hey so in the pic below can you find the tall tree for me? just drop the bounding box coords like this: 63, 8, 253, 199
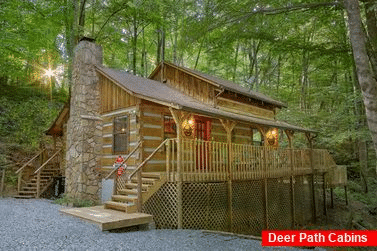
344, 0, 377, 169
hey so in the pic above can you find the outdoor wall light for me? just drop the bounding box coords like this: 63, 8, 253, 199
183, 118, 195, 136
266, 128, 278, 146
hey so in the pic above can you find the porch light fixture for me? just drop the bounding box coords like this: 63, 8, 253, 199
183, 118, 195, 136
266, 128, 278, 146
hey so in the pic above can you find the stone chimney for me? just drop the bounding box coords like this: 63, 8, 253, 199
65, 39, 103, 202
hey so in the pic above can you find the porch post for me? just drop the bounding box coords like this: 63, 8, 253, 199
1, 167, 5, 195
169, 108, 183, 229
220, 119, 236, 232
256, 125, 269, 229
305, 132, 316, 223
285, 129, 295, 228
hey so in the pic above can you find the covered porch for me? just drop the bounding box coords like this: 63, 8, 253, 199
164, 138, 336, 183
151, 107, 337, 183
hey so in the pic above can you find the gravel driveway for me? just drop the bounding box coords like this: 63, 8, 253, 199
0, 198, 324, 251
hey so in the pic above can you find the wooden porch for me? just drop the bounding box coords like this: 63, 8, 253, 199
162, 138, 336, 183
102, 137, 340, 231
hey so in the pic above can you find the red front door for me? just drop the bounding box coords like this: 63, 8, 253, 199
195, 116, 211, 169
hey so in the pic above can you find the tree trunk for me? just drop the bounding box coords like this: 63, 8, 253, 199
345, 0, 377, 171
300, 50, 309, 111
141, 28, 147, 77
253, 40, 259, 90
78, 0, 86, 39
156, 30, 161, 64
132, 15, 137, 75
232, 41, 239, 82
359, 139, 369, 193
365, 0, 377, 79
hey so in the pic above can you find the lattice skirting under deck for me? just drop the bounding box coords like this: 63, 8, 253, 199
143, 175, 322, 236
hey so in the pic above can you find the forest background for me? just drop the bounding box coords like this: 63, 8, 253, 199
1, 0, 377, 229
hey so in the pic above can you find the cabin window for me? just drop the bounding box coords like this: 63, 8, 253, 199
114, 116, 128, 154
164, 115, 176, 138
253, 128, 263, 146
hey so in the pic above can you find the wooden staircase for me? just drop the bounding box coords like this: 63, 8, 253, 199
61, 171, 165, 231
14, 148, 62, 199
104, 172, 166, 213
14, 167, 61, 199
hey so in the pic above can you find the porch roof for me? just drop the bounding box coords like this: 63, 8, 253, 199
46, 102, 69, 136
96, 65, 315, 133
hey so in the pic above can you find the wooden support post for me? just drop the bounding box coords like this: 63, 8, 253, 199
306, 132, 317, 224
18, 170, 22, 194
1, 168, 5, 195
53, 135, 57, 151
137, 170, 142, 212
169, 108, 184, 229
285, 129, 295, 228
290, 176, 295, 228
113, 175, 118, 196
263, 178, 269, 230
36, 171, 41, 198
323, 173, 327, 217
256, 125, 267, 146
330, 187, 334, 208
166, 140, 171, 181
220, 119, 236, 232
310, 159, 317, 223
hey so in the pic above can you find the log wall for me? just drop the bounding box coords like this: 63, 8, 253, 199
100, 108, 140, 173
139, 101, 172, 172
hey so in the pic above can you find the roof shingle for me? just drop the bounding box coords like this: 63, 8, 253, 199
96, 65, 313, 133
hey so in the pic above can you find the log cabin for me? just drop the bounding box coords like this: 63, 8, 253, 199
35, 39, 345, 234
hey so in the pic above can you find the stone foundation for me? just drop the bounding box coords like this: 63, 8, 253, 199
65, 40, 103, 202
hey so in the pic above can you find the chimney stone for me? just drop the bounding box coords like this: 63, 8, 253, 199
65, 40, 103, 202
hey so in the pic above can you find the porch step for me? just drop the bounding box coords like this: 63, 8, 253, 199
60, 206, 153, 231
130, 177, 156, 184
105, 172, 166, 214
118, 188, 138, 196
22, 186, 37, 191
142, 172, 161, 179
112, 195, 137, 203
13, 195, 35, 199
18, 190, 37, 195
125, 183, 149, 191
104, 201, 137, 213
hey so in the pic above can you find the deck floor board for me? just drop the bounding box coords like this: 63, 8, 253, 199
60, 206, 153, 231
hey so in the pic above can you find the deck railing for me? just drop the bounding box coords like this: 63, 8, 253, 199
165, 138, 335, 182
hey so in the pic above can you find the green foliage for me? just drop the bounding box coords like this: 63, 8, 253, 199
335, 178, 377, 207
0, 82, 66, 149
54, 195, 96, 208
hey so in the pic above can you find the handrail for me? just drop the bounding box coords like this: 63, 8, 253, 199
105, 141, 142, 180
129, 139, 169, 179
33, 149, 61, 175
15, 149, 45, 174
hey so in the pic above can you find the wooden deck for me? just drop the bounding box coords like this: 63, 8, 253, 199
60, 205, 153, 231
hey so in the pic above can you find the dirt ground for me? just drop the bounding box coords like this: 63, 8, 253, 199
313, 196, 377, 231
